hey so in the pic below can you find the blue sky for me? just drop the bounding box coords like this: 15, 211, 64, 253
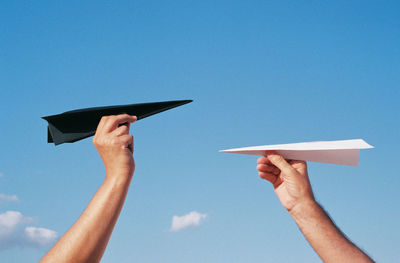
0, 0, 399, 262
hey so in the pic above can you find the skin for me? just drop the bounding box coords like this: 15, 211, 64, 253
40, 114, 137, 263
40, 114, 373, 262
257, 151, 374, 263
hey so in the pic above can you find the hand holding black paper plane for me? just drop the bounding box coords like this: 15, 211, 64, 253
42, 100, 192, 145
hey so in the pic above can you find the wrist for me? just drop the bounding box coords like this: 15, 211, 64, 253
289, 198, 320, 222
104, 170, 133, 187
105, 163, 134, 181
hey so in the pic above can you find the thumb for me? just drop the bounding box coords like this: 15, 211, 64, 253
266, 152, 297, 178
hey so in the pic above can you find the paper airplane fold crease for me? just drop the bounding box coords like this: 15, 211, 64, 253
220, 139, 373, 166
42, 100, 192, 145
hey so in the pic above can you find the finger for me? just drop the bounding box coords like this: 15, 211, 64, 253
127, 141, 133, 153
272, 167, 280, 175
257, 163, 280, 175
95, 116, 109, 134
265, 151, 297, 176
257, 156, 271, 165
258, 171, 277, 184
289, 159, 307, 167
257, 164, 276, 173
119, 134, 134, 152
112, 123, 130, 136
103, 114, 137, 133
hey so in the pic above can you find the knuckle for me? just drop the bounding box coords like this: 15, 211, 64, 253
124, 135, 133, 143
100, 138, 108, 146
121, 125, 129, 133
110, 138, 119, 145
257, 164, 267, 171
93, 136, 102, 145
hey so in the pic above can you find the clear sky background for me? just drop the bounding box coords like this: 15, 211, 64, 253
1, 1, 399, 262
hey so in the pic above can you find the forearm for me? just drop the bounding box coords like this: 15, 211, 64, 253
290, 200, 374, 263
40, 174, 133, 263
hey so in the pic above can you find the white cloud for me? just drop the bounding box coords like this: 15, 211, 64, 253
25, 227, 58, 247
0, 211, 31, 233
0, 194, 19, 204
0, 172, 3, 177
170, 211, 207, 232
0, 211, 32, 250
0, 211, 57, 250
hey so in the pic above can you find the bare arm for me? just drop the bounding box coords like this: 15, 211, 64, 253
256, 152, 374, 263
41, 114, 137, 263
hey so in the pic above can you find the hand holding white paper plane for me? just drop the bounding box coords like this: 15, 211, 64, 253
220, 139, 373, 166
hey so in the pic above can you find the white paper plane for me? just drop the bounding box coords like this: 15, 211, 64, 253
220, 139, 373, 166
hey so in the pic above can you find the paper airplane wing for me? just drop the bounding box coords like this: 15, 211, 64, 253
220, 139, 373, 166
42, 100, 192, 145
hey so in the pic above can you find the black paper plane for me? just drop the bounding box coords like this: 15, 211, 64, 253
42, 100, 192, 145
